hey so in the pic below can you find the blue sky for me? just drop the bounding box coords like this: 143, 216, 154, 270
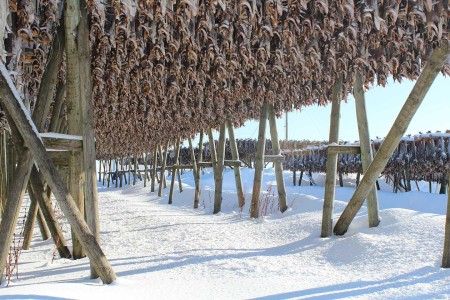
229, 74, 449, 143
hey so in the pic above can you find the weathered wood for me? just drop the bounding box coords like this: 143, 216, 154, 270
0, 62, 117, 283
22, 187, 39, 250
169, 139, 181, 204
194, 132, 204, 207
334, 42, 449, 236
79, 0, 101, 277
207, 128, 218, 173
47, 151, 71, 166
143, 153, 148, 187
29, 169, 72, 259
227, 122, 245, 209
133, 155, 138, 185
213, 124, 226, 214
354, 71, 379, 228
0, 132, 7, 215
36, 206, 51, 241
264, 155, 285, 162
188, 137, 200, 209
267, 104, 288, 213
250, 104, 268, 218
442, 171, 450, 268
198, 162, 213, 167
151, 149, 157, 192
41, 134, 83, 151
158, 142, 169, 197
327, 145, 361, 155
321, 76, 343, 238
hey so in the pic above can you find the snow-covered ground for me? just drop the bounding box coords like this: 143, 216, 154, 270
2, 167, 450, 299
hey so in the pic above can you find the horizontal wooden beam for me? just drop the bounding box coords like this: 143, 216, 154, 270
198, 162, 213, 167
47, 151, 71, 166
224, 160, 243, 166
171, 165, 194, 169
41, 133, 83, 151
327, 145, 361, 155
264, 155, 284, 162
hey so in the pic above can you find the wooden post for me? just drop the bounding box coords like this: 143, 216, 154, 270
133, 154, 138, 185
0, 61, 117, 283
22, 189, 39, 250
0, 132, 7, 215
442, 171, 450, 267
213, 124, 226, 214
321, 76, 342, 238
144, 153, 148, 187
79, 0, 101, 277
354, 71, 380, 227
334, 42, 449, 236
267, 104, 288, 213
28, 169, 72, 259
36, 206, 51, 241
158, 142, 169, 197
169, 139, 181, 204
207, 128, 218, 173
194, 132, 204, 207
250, 104, 268, 218
64, 0, 85, 260
226, 122, 245, 209
188, 137, 200, 208
151, 149, 157, 192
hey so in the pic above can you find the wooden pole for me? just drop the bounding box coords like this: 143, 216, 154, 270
267, 104, 288, 213
158, 142, 169, 197
354, 71, 380, 227
22, 187, 39, 250
169, 139, 181, 204
36, 206, 51, 241
151, 149, 157, 192
194, 132, 204, 207
207, 128, 218, 173
250, 104, 268, 218
226, 122, 245, 209
29, 169, 72, 259
321, 76, 343, 237
442, 170, 450, 267
334, 42, 449, 236
144, 153, 148, 187
188, 137, 200, 208
213, 124, 226, 214
0, 61, 117, 283
79, 0, 101, 277
64, 0, 85, 260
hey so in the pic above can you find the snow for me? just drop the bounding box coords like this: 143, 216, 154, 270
2, 167, 450, 299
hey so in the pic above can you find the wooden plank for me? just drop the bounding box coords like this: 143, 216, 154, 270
354, 71, 379, 228
198, 162, 213, 167
41, 134, 83, 151
264, 155, 285, 162
223, 160, 243, 166
321, 75, 343, 238
213, 124, 226, 214
250, 104, 268, 218
0, 61, 116, 283
267, 104, 288, 213
327, 145, 361, 155
334, 42, 449, 236
47, 151, 71, 166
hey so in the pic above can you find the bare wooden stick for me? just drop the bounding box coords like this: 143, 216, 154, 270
36, 206, 51, 241
334, 42, 449, 236
213, 124, 226, 214
158, 141, 169, 197
169, 139, 181, 204
188, 137, 200, 208
354, 71, 379, 227
22, 190, 39, 250
267, 104, 288, 213
151, 149, 157, 192
321, 76, 342, 237
442, 170, 450, 267
250, 104, 268, 218
227, 122, 245, 209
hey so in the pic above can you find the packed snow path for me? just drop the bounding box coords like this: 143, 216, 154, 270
2, 168, 450, 299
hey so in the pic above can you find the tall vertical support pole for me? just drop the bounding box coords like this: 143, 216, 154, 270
226, 122, 245, 209
354, 71, 380, 227
285, 112, 288, 140
151, 149, 157, 192
158, 141, 169, 197
194, 132, 204, 199
0, 131, 6, 215
64, 0, 85, 259
207, 128, 218, 172
213, 124, 226, 214
169, 139, 181, 204
321, 76, 343, 237
22, 191, 39, 250
334, 42, 449, 236
188, 137, 200, 208
442, 170, 450, 267
250, 104, 268, 218
143, 153, 148, 187
267, 104, 288, 213
79, 0, 101, 277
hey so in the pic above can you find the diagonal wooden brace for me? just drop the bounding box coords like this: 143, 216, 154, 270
334, 42, 449, 236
